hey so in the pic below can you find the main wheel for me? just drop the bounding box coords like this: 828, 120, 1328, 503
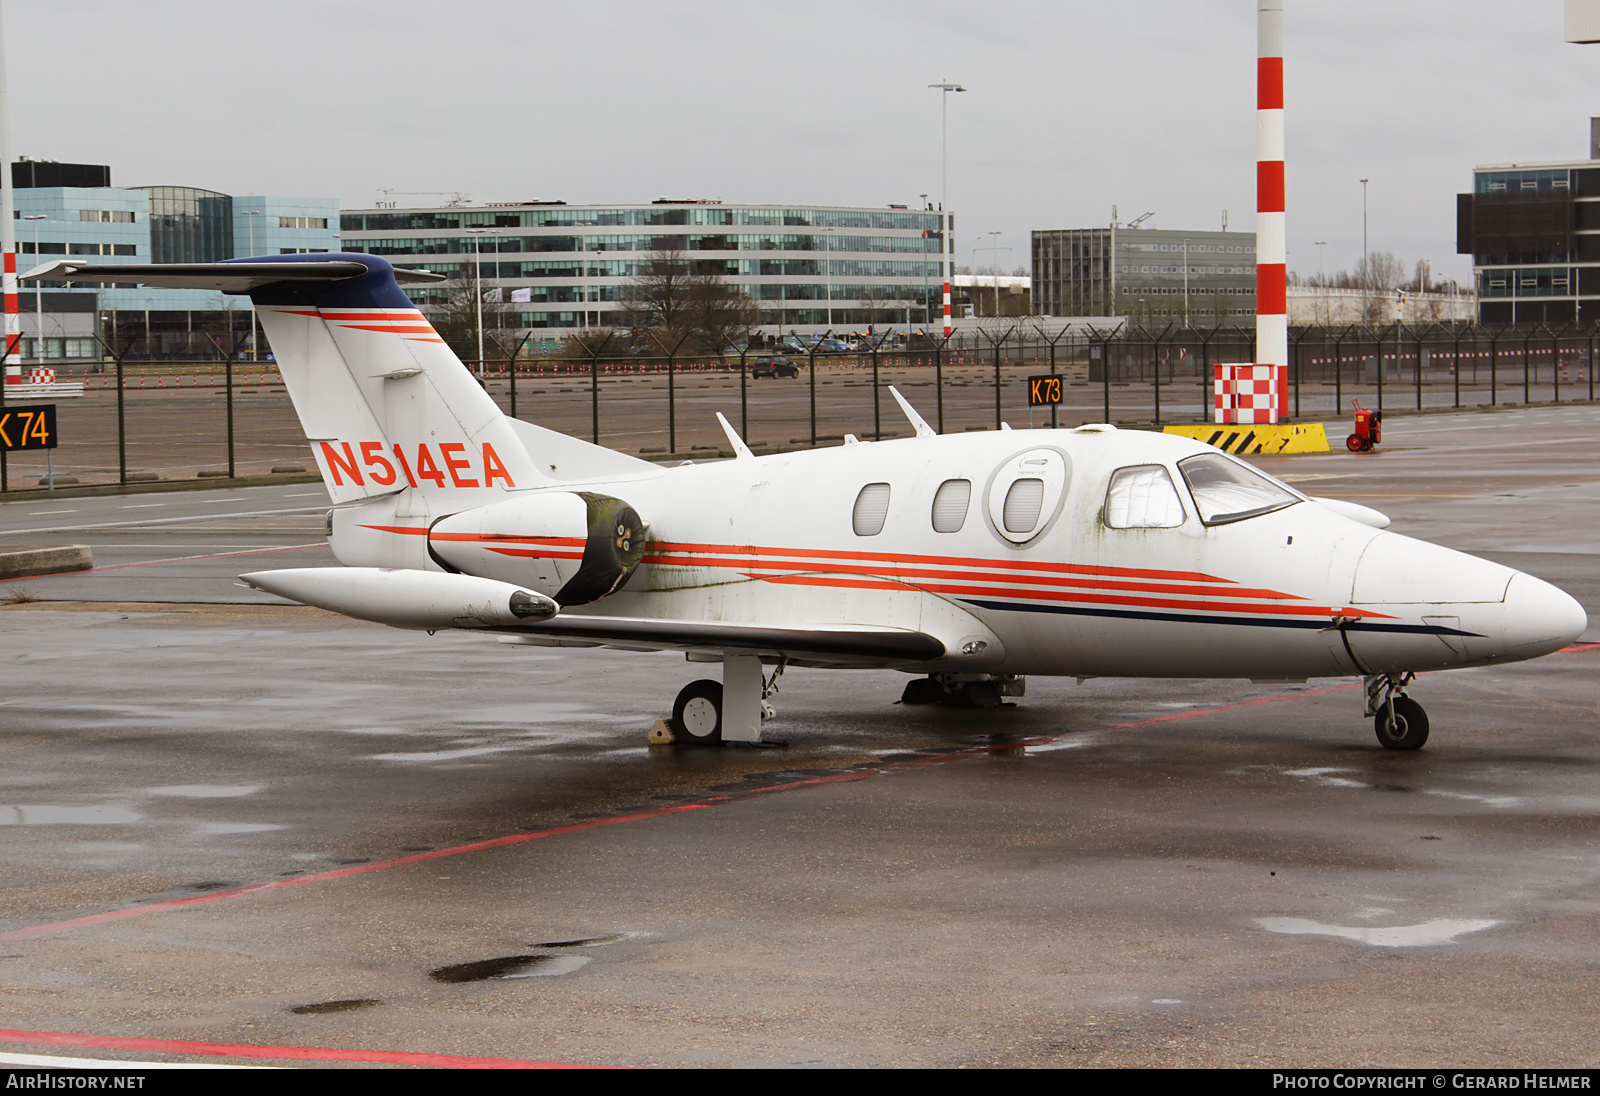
1374, 695, 1429, 750
1346, 433, 1366, 452
672, 679, 723, 745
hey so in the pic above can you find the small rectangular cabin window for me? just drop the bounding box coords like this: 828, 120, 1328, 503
1104, 465, 1187, 528
931, 479, 971, 533
853, 482, 892, 536
1002, 478, 1045, 533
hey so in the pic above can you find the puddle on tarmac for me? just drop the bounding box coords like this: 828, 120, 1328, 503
428, 953, 591, 983
429, 933, 630, 982
0, 805, 142, 826
535, 934, 626, 948
290, 998, 380, 1015
147, 785, 263, 799
366, 745, 516, 763
1256, 916, 1499, 947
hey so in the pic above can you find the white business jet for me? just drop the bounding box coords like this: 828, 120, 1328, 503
25, 254, 1587, 751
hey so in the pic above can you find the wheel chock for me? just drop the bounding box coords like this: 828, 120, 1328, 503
647, 719, 676, 745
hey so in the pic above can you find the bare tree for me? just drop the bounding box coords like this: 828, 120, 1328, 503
428, 266, 520, 364
617, 243, 697, 348
617, 243, 756, 353
688, 266, 758, 354
1356, 251, 1405, 325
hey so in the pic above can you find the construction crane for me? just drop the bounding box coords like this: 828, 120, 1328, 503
374, 189, 472, 209
1127, 211, 1156, 229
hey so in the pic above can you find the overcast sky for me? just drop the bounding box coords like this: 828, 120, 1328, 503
6, 1, 1594, 283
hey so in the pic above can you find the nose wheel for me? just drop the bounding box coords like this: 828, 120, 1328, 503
1366, 672, 1428, 750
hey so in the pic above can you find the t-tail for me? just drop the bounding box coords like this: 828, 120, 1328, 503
20, 252, 653, 569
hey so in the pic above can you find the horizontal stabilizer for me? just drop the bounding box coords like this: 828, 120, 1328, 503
19, 259, 444, 292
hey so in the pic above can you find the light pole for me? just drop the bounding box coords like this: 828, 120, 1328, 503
919, 193, 929, 328
929, 80, 965, 334
22, 214, 42, 360
821, 227, 834, 329
242, 210, 262, 360
1182, 237, 1190, 328
1360, 179, 1369, 309
1314, 240, 1327, 323
467, 227, 501, 377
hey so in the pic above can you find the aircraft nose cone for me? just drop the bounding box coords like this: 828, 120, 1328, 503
1501, 572, 1588, 659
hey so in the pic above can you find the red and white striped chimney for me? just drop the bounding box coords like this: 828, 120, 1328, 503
1257, 1, 1288, 420
0, 8, 17, 397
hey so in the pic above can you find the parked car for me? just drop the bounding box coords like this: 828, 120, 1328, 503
749, 357, 800, 378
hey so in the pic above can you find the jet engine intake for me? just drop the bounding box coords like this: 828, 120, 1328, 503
428, 490, 648, 606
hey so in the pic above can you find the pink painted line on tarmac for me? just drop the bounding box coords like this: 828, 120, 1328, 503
0, 1028, 604, 1069
0, 805, 707, 943
1558, 642, 1600, 653
4, 657, 1589, 944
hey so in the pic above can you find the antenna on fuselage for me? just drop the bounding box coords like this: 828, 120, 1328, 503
715, 412, 755, 460
887, 386, 936, 438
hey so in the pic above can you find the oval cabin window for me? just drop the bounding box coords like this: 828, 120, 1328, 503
986, 448, 1069, 544
852, 482, 891, 536
931, 479, 971, 533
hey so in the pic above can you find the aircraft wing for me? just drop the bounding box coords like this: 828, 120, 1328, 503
19, 259, 445, 291
495, 615, 946, 668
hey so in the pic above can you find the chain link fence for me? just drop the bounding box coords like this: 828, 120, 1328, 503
2, 320, 1595, 492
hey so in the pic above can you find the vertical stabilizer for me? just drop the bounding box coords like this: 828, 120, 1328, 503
245, 253, 542, 505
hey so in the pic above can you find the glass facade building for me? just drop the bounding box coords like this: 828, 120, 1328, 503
339, 200, 951, 332
10, 165, 337, 359
1032, 227, 1258, 323
1456, 156, 1600, 324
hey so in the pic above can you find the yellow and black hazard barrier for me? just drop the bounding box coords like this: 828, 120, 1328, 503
1163, 422, 1330, 455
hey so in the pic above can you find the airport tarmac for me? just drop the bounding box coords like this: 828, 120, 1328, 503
0, 404, 1597, 1068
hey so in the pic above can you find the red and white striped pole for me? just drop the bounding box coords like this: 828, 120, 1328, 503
942, 278, 951, 337
1257, 0, 1288, 422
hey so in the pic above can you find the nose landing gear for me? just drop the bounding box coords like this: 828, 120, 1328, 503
1365, 672, 1428, 750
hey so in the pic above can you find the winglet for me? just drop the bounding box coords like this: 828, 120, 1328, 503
715, 412, 755, 460
887, 386, 936, 438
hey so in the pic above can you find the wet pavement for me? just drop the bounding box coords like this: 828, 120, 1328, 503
0, 403, 1597, 1068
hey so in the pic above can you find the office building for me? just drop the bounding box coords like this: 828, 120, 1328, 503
11, 159, 338, 359
338, 199, 949, 334
1455, 122, 1600, 324
1032, 226, 1258, 322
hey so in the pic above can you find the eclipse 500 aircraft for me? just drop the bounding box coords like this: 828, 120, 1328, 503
26, 253, 1588, 751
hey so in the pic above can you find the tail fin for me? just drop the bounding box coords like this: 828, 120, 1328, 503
249, 255, 541, 504
23, 253, 652, 507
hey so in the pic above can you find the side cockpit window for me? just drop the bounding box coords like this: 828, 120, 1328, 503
1104, 465, 1187, 529
931, 479, 971, 533
853, 482, 891, 536
1177, 452, 1301, 525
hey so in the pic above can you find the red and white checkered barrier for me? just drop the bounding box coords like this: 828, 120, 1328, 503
1214, 362, 1288, 424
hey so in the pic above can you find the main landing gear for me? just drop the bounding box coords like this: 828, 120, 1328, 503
1365, 671, 1428, 750
669, 655, 785, 746
900, 673, 1026, 708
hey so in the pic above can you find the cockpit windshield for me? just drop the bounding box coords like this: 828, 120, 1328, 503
1177, 452, 1301, 525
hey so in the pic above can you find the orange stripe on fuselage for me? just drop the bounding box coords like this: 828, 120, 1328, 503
651, 539, 1233, 584
754, 573, 1388, 620
649, 553, 1304, 601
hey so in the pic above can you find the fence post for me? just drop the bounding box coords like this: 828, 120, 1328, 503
1522, 326, 1533, 404
739, 345, 749, 441
586, 332, 611, 446
935, 332, 948, 434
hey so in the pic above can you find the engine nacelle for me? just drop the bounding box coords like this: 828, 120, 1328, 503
428, 491, 648, 606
